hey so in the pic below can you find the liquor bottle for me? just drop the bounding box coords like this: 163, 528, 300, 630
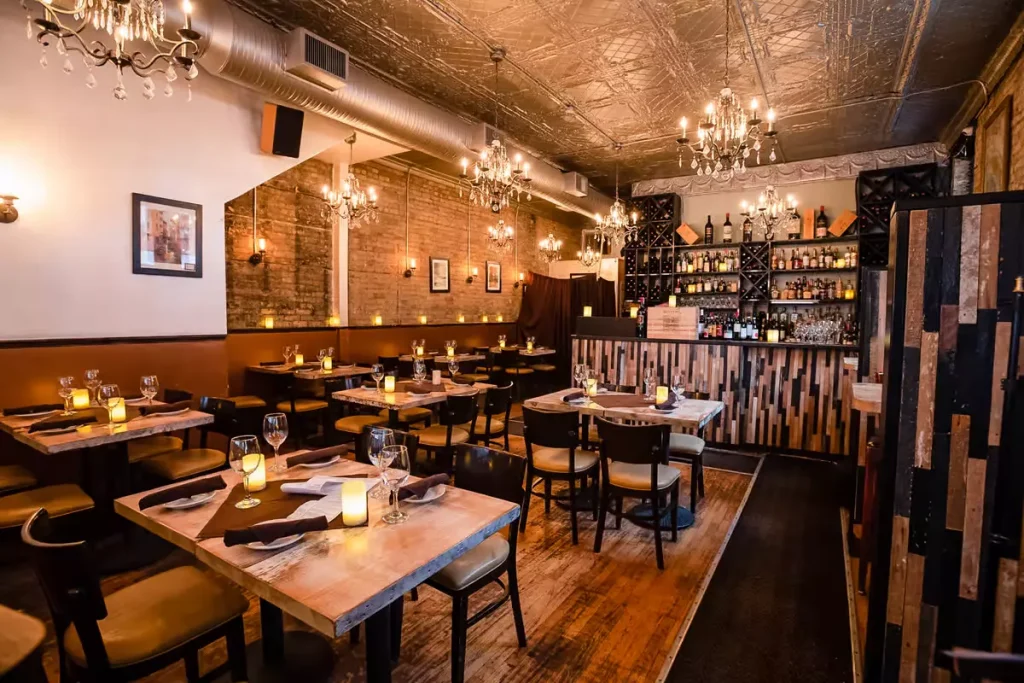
778, 312, 787, 342
705, 215, 714, 244
823, 248, 833, 269
742, 215, 753, 243
801, 249, 810, 269
809, 248, 819, 269
673, 277, 682, 295
703, 252, 712, 273
724, 312, 734, 339
815, 205, 828, 238
636, 297, 646, 338
849, 245, 858, 269
723, 213, 733, 243
698, 311, 705, 338
771, 250, 778, 270
790, 249, 799, 270
770, 282, 780, 299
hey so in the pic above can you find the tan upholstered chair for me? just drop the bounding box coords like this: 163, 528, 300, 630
126, 388, 194, 464
0, 464, 38, 496
412, 393, 477, 476
668, 432, 706, 511
138, 397, 234, 483
0, 484, 94, 532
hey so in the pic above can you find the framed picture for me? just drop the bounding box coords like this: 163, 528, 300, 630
429, 257, 450, 293
132, 193, 202, 278
981, 96, 1013, 193
486, 261, 502, 293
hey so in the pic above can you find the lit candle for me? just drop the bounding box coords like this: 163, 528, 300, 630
409, 257, 417, 270
656, 386, 670, 404
109, 397, 127, 423
322, 357, 333, 372
482, 315, 489, 323
680, 116, 687, 138
72, 389, 90, 410
373, 315, 383, 326
630, 305, 639, 319
497, 314, 504, 322
243, 453, 266, 492
583, 306, 593, 317
766, 329, 780, 343
668, 295, 677, 308
341, 480, 368, 527
415, 345, 425, 357
457, 314, 465, 323
264, 316, 274, 329
432, 370, 442, 385
384, 375, 396, 393
719, 262, 728, 273
586, 378, 598, 396
419, 315, 428, 324
845, 287, 856, 300
447, 345, 455, 358
526, 340, 534, 352
498, 338, 506, 349
294, 352, 304, 365
327, 315, 341, 327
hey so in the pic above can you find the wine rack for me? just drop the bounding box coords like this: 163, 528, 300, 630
855, 163, 946, 267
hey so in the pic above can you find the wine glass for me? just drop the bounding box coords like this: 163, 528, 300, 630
317, 348, 327, 364
263, 413, 289, 473
97, 384, 120, 431
367, 427, 395, 500
643, 367, 657, 401
380, 444, 410, 524
497, 334, 507, 348
672, 371, 686, 401
84, 369, 101, 406
140, 375, 159, 405
58, 376, 76, 415
371, 364, 385, 393
282, 345, 294, 365
228, 435, 263, 509
413, 359, 427, 382
448, 359, 460, 381
573, 363, 586, 389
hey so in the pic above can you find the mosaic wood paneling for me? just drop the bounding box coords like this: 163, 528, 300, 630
871, 194, 1024, 682
570, 337, 855, 456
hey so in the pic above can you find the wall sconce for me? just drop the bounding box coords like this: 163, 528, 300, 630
372, 315, 383, 326
467, 266, 478, 284
481, 314, 489, 323
263, 316, 275, 329
0, 195, 18, 224
513, 271, 526, 289
249, 237, 267, 266
418, 314, 428, 324
327, 315, 341, 327
403, 257, 417, 278
457, 314, 465, 323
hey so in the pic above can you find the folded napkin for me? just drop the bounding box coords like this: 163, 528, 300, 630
260, 361, 285, 367
280, 474, 372, 496
139, 400, 192, 416
286, 445, 347, 468
139, 475, 227, 510
28, 413, 97, 433
223, 516, 329, 547
399, 474, 450, 501
407, 381, 444, 394
3, 403, 63, 417
561, 390, 585, 403
452, 376, 476, 385
654, 394, 678, 411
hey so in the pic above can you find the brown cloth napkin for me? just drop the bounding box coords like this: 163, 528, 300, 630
139, 475, 227, 510
286, 445, 347, 468
3, 403, 64, 416
28, 413, 98, 433
407, 381, 444, 394
561, 390, 585, 402
260, 361, 285, 366
399, 474, 450, 501
139, 400, 192, 416
590, 394, 651, 409
654, 394, 678, 411
452, 376, 476, 385
223, 516, 329, 547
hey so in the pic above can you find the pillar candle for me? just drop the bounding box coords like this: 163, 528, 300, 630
415, 345, 425, 357
766, 329, 780, 343
419, 315, 428, 324
498, 339, 506, 348
109, 397, 127, 423
384, 375, 396, 393
323, 357, 333, 372
373, 315, 383, 326
582, 306, 593, 317
243, 453, 266, 492
656, 386, 669, 404
526, 340, 534, 352
294, 353, 304, 365
586, 378, 598, 397
629, 305, 639, 319
341, 481, 368, 526
668, 295, 677, 307
497, 314, 504, 322
457, 314, 465, 323
482, 315, 489, 323
72, 389, 90, 410
432, 370, 442, 385
446, 346, 455, 358
264, 316, 274, 329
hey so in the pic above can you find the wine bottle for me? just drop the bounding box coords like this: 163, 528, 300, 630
636, 297, 647, 338
815, 205, 828, 238
742, 215, 753, 243
723, 213, 733, 243
704, 215, 714, 245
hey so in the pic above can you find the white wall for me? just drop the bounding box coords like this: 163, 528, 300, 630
0, 5, 348, 340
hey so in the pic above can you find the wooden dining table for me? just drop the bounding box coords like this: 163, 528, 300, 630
397, 353, 485, 364
248, 363, 374, 379
333, 379, 496, 428
115, 460, 520, 683
490, 345, 557, 357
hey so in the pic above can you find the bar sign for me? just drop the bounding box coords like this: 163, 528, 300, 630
676, 222, 701, 245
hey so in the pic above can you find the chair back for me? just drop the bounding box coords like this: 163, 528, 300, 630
357, 426, 420, 466
378, 356, 400, 374
324, 377, 358, 421
498, 348, 521, 370
473, 346, 494, 369
522, 407, 579, 449
21, 510, 111, 670
482, 383, 513, 417
423, 357, 437, 373
398, 358, 414, 379
596, 418, 668, 465
599, 383, 638, 394
164, 388, 193, 404
453, 445, 526, 545
440, 393, 479, 426
198, 397, 238, 441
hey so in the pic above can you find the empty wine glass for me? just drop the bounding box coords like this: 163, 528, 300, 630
672, 371, 686, 400
371, 364, 385, 393
282, 345, 294, 365
97, 384, 120, 431
643, 367, 657, 401
367, 427, 395, 500
413, 359, 427, 382
380, 444, 410, 524
140, 375, 159, 405
84, 369, 101, 406
448, 358, 460, 380
263, 413, 289, 472
228, 435, 263, 509
573, 364, 587, 389
58, 376, 76, 415
317, 348, 327, 363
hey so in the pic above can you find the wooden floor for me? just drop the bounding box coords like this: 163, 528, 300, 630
1, 435, 756, 682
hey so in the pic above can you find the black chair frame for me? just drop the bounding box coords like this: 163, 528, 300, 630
415, 393, 478, 476
471, 383, 513, 451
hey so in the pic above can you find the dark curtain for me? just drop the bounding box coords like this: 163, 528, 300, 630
519, 273, 615, 370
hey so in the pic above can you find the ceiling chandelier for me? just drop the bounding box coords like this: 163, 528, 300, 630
26, 0, 201, 101
577, 231, 603, 269
740, 185, 798, 241
459, 48, 532, 213
593, 144, 639, 247
538, 233, 562, 262
486, 218, 514, 253
675, 0, 778, 181
322, 133, 379, 227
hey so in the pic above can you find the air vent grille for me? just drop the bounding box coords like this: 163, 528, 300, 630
304, 33, 347, 81
284, 28, 349, 91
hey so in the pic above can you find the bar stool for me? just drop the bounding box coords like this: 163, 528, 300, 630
138, 398, 234, 484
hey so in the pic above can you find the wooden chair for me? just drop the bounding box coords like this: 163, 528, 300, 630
126, 388, 194, 464
275, 376, 329, 447
0, 603, 47, 683
413, 394, 478, 476
593, 418, 679, 570
447, 359, 489, 384
0, 484, 94, 540
378, 355, 400, 376
521, 408, 598, 545
425, 445, 527, 683
0, 465, 38, 497
21, 509, 249, 683
472, 347, 498, 376
468, 383, 513, 450
329, 377, 387, 449
667, 431, 706, 512
355, 426, 425, 473
138, 398, 234, 484
498, 349, 532, 401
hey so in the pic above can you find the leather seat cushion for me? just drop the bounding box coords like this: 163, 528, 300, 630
532, 447, 598, 474
0, 484, 94, 529
415, 425, 470, 447
0, 465, 37, 495
608, 462, 680, 491
128, 436, 183, 464
64, 566, 248, 669
141, 449, 226, 481
458, 374, 490, 383
229, 395, 267, 409
335, 415, 388, 434
430, 535, 509, 591
378, 407, 432, 423
505, 367, 534, 375
530, 364, 557, 372
669, 433, 706, 457
460, 418, 505, 436
276, 398, 329, 413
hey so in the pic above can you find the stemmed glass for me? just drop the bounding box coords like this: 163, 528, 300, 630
371, 364, 385, 393
98, 384, 121, 431
380, 444, 410, 524
317, 348, 327, 364
140, 375, 159, 405
282, 345, 294, 365
413, 359, 427, 382
445, 340, 457, 357
497, 334, 507, 348
643, 367, 657, 401
367, 427, 396, 500
84, 369, 101, 407
572, 364, 587, 389
672, 371, 686, 401
228, 435, 263, 509
263, 413, 289, 472
58, 376, 76, 415
448, 359, 460, 381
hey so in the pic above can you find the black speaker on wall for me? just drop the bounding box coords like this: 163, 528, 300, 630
260, 103, 304, 158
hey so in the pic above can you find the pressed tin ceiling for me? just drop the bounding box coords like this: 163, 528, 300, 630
229, 0, 1021, 192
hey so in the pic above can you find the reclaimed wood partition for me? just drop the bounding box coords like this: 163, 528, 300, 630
865, 192, 1024, 681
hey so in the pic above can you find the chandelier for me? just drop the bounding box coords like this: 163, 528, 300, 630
458, 49, 532, 213
27, 0, 201, 101
322, 133, 379, 227
577, 231, 603, 269
486, 218, 514, 253
593, 145, 639, 247
740, 185, 798, 241
538, 233, 562, 262
675, 0, 777, 181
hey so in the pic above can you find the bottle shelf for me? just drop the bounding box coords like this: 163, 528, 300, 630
770, 267, 859, 276
769, 235, 859, 247
769, 299, 857, 306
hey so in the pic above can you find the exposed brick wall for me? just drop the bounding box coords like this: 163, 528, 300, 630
225, 159, 334, 329
974, 52, 1024, 192
347, 160, 584, 326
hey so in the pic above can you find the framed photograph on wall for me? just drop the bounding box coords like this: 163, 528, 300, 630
132, 193, 203, 278
486, 261, 502, 293
429, 256, 450, 293
981, 96, 1013, 193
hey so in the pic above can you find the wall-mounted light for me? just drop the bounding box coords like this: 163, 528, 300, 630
263, 316, 275, 329
249, 237, 267, 266
496, 314, 504, 322
327, 315, 341, 327
0, 195, 18, 224
467, 266, 479, 284
419, 314, 428, 324
403, 257, 417, 278
372, 315, 383, 326
481, 314, 489, 323
457, 313, 466, 323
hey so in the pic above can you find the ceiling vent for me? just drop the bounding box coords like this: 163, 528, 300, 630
563, 171, 589, 197
284, 28, 348, 91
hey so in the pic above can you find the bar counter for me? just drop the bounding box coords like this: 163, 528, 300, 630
571, 334, 858, 456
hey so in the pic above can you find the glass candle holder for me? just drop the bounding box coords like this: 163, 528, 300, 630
668, 295, 677, 307
656, 386, 670, 404
340, 480, 368, 527
384, 375, 396, 393
108, 397, 127, 423
244, 453, 267, 492
294, 353, 305, 365
71, 389, 90, 410
582, 306, 593, 317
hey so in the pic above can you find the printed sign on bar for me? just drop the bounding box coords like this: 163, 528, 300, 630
647, 306, 698, 340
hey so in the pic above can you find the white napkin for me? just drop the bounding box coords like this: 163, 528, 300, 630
280, 475, 375, 497
288, 495, 345, 523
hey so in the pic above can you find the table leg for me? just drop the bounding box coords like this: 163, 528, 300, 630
236, 600, 335, 683
581, 414, 592, 450
365, 600, 395, 683
629, 422, 706, 532
389, 408, 400, 429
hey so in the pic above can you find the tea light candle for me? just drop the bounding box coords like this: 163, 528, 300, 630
264, 316, 274, 329
668, 295, 677, 307
109, 397, 127, 423
766, 329, 780, 343
457, 314, 465, 323
447, 345, 455, 358
629, 305, 639, 319
243, 453, 266, 492
719, 262, 728, 273
384, 375, 396, 393
482, 315, 489, 323
582, 306, 593, 317
341, 481, 368, 526
327, 315, 341, 327
496, 314, 504, 322
432, 369, 442, 385
498, 339, 506, 348
373, 315, 383, 326
415, 345, 425, 357
844, 287, 856, 300
586, 378, 598, 396
419, 315, 428, 324
72, 389, 90, 410
656, 386, 670, 404
294, 353, 304, 365
322, 357, 333, 372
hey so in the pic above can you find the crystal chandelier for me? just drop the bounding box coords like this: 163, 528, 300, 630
458, 49, 532, 213
593, 145, 639, 247
538, 233, 562, 262
322, 133, 379, 227
26, 0, 201, 101
577, 231, 603, 269
486, 218, 514, 253
675, 0, 777, 181
739, 185, 798, 241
